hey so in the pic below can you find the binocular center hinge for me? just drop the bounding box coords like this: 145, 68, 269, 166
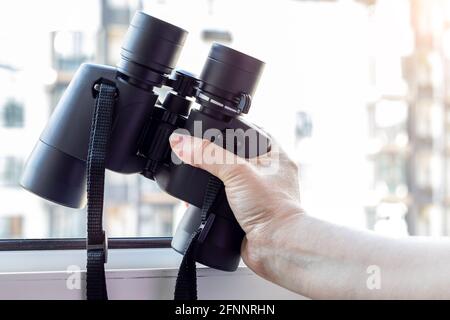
165, 70, 199, 98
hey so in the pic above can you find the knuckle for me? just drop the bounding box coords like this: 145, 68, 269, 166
193, 139, 211, 156
200, 139, 213, 154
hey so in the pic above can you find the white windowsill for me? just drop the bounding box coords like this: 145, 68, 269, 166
0, 248, 304, 300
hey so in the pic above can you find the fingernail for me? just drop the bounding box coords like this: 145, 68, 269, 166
169, 132, 184, 146
169, 132, 186, 157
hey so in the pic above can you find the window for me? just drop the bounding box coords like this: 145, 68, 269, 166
295, 111, 313, 141
0, 157, 23, 186
2, 100, 24, 128
52, 31, 94, 72
0, 216, 23, 238
1, 0, 450, 244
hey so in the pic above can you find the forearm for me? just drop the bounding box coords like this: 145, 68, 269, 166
242, 211, 450, 299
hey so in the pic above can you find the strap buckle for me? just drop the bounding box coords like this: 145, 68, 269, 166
87, 230, 108, 263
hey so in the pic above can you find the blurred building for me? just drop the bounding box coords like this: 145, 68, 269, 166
364, 0, 450, 236
363, 0, 411, 236
0, 65, 26, 238
402, 0, 450, 236
0, 64, 50, 238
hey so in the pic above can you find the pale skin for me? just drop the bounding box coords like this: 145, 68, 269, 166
169, 132, 450, 299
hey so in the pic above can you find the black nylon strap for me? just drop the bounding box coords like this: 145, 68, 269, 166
86, 82, 116, 300
174, 230, 200, 300
86, 250, 108, 299
200, 177, 222, 223
174, 176, 223, 300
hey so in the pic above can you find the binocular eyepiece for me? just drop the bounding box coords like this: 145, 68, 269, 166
198, 44, 264, 117
118, 12, 187, 88
21, 11, 267, 272
118, 12, 265, 119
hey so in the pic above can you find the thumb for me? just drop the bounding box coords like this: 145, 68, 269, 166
169, 132, 246, 181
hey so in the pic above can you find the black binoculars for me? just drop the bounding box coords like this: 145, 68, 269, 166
21, 11, 269, 272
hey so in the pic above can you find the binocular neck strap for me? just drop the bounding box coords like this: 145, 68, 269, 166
86, 82, 116, 300
174, 176, 223, 300
174, 230, 201, 300
85, 82, 221, 301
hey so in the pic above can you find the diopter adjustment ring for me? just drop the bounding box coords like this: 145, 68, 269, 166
235, 93, 252, 114
196, 91, 253, 116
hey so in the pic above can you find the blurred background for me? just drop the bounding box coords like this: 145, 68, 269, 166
0, 0, 449, 239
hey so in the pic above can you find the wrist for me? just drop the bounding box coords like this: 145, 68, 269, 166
241, 204, 305, 277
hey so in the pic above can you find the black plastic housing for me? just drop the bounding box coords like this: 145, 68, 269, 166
21, 11, 186, 209
21, 63, 159, 208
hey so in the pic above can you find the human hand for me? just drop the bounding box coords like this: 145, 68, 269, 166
169, 132, 304, 272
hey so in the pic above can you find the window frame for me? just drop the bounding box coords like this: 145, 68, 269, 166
0, 237, 172, 251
